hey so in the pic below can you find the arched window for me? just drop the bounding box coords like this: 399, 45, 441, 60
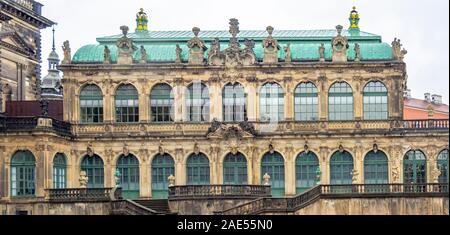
330, 151, 354, 185
81, 155, 104, 188
261, 152, 285, 197
260, 83, 284, 122
363, 81, 388, 120
152, 154, 175, 199
53, 153, 67, 189
117, 154, 140, 199
294, 82, 319, 121
11, 151, 36, 197
364, 151, 389, 184
223, 153, 248, 185
296, 151, 319, 194
150, 84, 174, 123
437, 150, 448, 183
223, 83, 246, 122
186, 83, 210, 122
404, 150, 427, 184
80, 85, 103, 123
115, 84, 139, 123
329, 82, 353, 121
186, 153, 210, 185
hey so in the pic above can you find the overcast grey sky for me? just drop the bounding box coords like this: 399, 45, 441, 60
38, 0, 449, 103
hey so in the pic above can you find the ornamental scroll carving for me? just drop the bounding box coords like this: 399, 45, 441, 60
331, 25, 349, 63
187, 27, 207, 65
263, 26, 280, 64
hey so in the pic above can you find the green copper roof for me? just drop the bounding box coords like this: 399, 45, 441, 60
72, 29, 393, 63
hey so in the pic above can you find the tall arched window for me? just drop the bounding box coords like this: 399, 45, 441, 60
11, 151, 36, 197
117, 154, 140, 199
261, 152, 285, 197
296, 151, 319, 194
260, 83, 284, 122
152, 154, 175, 199
223, 83, 246, 122
53, 153, 67, 189
80, 85, 103, 123
437, 150, 448, 183
364, 150, 389, 184
81, 155, 104, 188
223, 153, 248, 185
187, 153, 210, 185
294, 82, 319, 121
363, 81, 388, 120
330, 151, 354, 185
329, 82, 353, 121
115, 84, 139, 123
404, 150, 427, 184
186, 83, 210, 122
150, 84, 174, 123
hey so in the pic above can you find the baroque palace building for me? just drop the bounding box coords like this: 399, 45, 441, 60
0, 7, 448, 215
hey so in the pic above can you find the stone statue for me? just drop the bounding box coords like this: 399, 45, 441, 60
79, 171, 89, 188
351, 169, 359, 184
168, 175, 176, 187
263, 173, 271, 186
431, 166, 442, 183
319, 43, 325, 62
284, 44, 292, 63
62, 40, 71, 64
392, 166, 400, 182
115, 169, 122, 187
392, 38, 407, 61
39, 99, 49, 117
354, 43, 361, 62
140, 45, 147, 63
175, 44, 182, 63
103, 46, 111, 64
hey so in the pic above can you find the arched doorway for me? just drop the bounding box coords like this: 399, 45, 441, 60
295, 151, 319, 194
152, 153, 175, 199
81, 155, 104, 188
117, 154, 140, 199
223, 153, 248, 185
261, 152, 285, 197
11, 151, 36, 197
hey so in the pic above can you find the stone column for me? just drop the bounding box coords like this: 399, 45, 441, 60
173, 84, 184, 122
246, 84, 258, 122
209, 84, 222, 122
353, 145, 363, 184
139, 93, 149, 123
319, 147, 330, 184
353, 81, 363, 120
284, 91, 294, 121
44, 148, 53, 191
140, 151, 151, 198
318, 79, 328, 121
0, 146, 4, 198
35, 144, 46, 198
209, 147, 220, 185
246, 146, 255, 185
284, 149, 296, 196
175, 149, 186, 185
104, 155, 112, 188
253, 148, 261, 184
427, 149, 437, 184
66, 151, 76, 188
104, 93, 113, 123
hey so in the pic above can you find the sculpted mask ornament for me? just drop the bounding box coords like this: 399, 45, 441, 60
158, 141, 165, 156
123, 144, 130, 157
304, 144, 310, 154
87, 143, 94, 157
269, 142, 275, 154
373, 144, 379, 153
194, 141, 200, 155
339, 145, 345, 153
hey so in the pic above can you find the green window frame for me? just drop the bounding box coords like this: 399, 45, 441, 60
364, 151, 389, 184
329, 82, 354, 121
186, 83, 210, 122
294, 82, 319, 121
363, 81, 388, 120
115, 84, 139, 123
260, 83, 284, 122
11, 151, 36, 197
403, 150, 427, 184
223, 153, 248, 185
296, 151, 319, 194
150, 84, 174, 123
117, 154, 140, 199
261, 152, 285, 197
223, 83, 247, 122
187, 153, 210, 185
53, 153, 67, 189
437, 150, 449, 184
152, 154, 175, 199
330, 151, 354, 185
81, 155, 104, 188
80, 85, 103, 124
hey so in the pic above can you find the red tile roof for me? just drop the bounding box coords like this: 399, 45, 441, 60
404, 98, 449, 114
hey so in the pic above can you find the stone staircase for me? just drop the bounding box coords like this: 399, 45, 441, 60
133, 199, 172, 214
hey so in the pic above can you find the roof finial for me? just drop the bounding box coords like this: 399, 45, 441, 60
349, 6, 360, 30
136, 8, 148, 32
52, 26, 56, 51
